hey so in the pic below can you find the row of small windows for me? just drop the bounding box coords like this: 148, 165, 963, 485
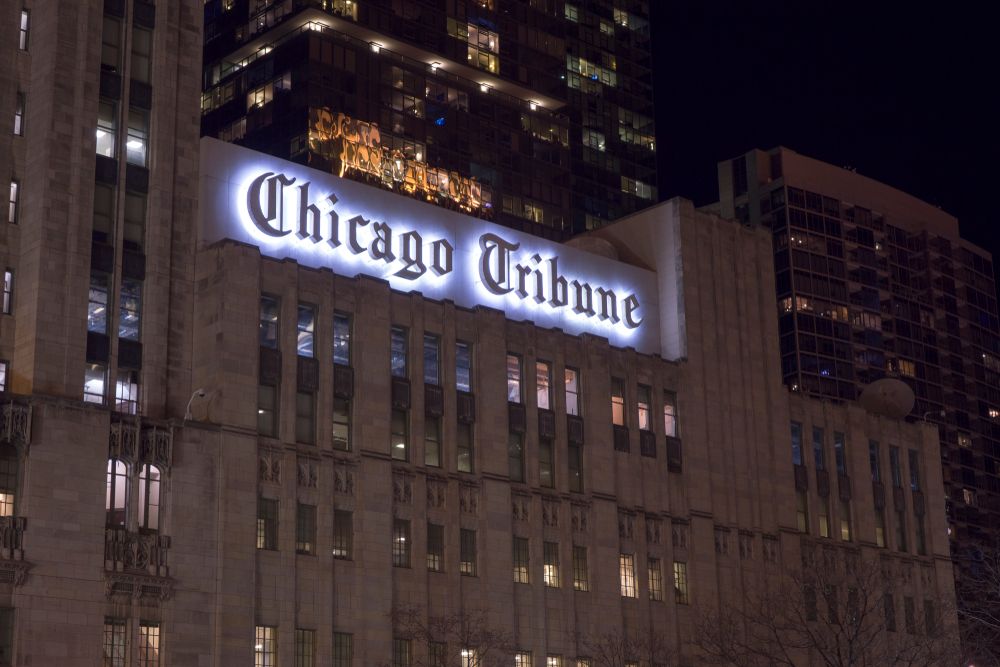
102, 618, 161, 667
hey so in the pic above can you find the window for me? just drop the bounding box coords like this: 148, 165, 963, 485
884, 593, 896, 632
790, 421, 803, 465
568, 439, 583, 493
393, 518, 411, 567
93, 182, 114, 242
7, 181, 17, 224
536, 361, 552, 409
391, 409, 408, 460
456, 341, 472, 392
834, 432, 846, 474
390, 326, 408, 377
565, 368, 580, 416
619, 554, 636, 597
1, 270, 11, 314
103, 617, 128, 666
648, 557, 663, 601
13, 92, 24, 136
611, 378, 625, 425
126, 108, 149, 166
539, 438, 554, 488
260, 295, 279, 348
889, 446, 903, 488
255, 626, 277, 667
423, 334, 440, 384
257, 385, 277, 437
813, 427, 825, 470
106, 458, 129, 526
582, 129, 606, 151
328, 312, 351, 366
895, 510, 907, 552
818, 497, 830, 538
543, 542, 560, 587
673, 561, 689, 604
508, 432, 524, 482
0, 450, 18, 516
297, 304, 315, 357
869, 441, 881, 482
457, 422, 474, 473
515, 653, 532, 667
294, 628, 315, 667
572, 545, 589, 591
119, 278, 142, 340
89, 273, 109, 333
393, 639, 412, 667
257, 497, 278, 550
333, 509, 352, 559
429, 642, 447, 667
904, 597, 916, 634
97, 100, 117, 157
908, 449, 921, 491
427, 522, 444, 571
296, 392, 315, 444
101, 16, 122, 71
460, 648, 479, 667
796, 491, 809, 533
507, 353, 522, 402
124, 191, 146, 251
425, 416, 441, 467
663, 391, 677, 436
138, 464, 161, 531
332, 633, 353, 667
138, 622, 161, 667
840, 500, 852, 541
915, 515, 927, 556
18, 10, 29, 50
513, 537, 530, 583
296, 503, 316, 555
85, 363, 107, 404
0, 360, 7, 394
637, 385, 651, 430
332, 397, 350, 450
460, 528, 477, 576
547, 657, 563, 667
875, 510, 886, 547
131, 27, 152, 84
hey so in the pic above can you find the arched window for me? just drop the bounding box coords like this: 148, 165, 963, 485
0, 446, 18, 517
139, 464, 161, 532
106, 458, 128, 527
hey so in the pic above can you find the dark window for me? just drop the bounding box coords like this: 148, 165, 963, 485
296, 503, 316, 555
257, 498, 278, 550
333, 509, 352, 559
460, 528, 477, 576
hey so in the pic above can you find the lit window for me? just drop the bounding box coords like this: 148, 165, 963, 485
332, 397, 350, 450
393, 518, 411, 567
96, 100, 117, 157
637, 384, 651, 430
840, 500, 852, 542
391, 326, 408, 377
582, 129, 605, 152
572, 545, 589, 591
0, 448, 19, 516
259, 295, 279, 348
391, 409, 408, 460
105, 458, 128, 527
296, 503, 317, 555
507, 353, 522, 402
136, 464, 161, 532
796, 491, 809, 533
963, 488, 976, 506
0, 360, 7, 394
564, 3, 578, 21
119, 278, 142, 340
423, 334, 440, 385
7, 180, 17, 224
547, 657, 563, 667
611, 378, 625, 426
427, 522, 444, 571
513, 537, 530, 583
256, 497, 278, 550
673, 561, 689, 604
333, 312, 351, 364
515, 653, 532, 667
818, 497, 830, 538
85, 273, 109, 333
257, 385, 277, 436
138, 622, 160, 667
103, 618, 128, 666
460, 528, 477, 576
875, 510, 886, 547
565, 368, 580, 416
648, 557, 663, 601
543, 541, 560, 587
13, 92, 24, 136
456, 341, 472, 392
297, 304, 315, 357
332, 509, 352, 559
619, 554, 636, 597
85, 363, 107, 405
126, 108, 149, 166
460, 648, 479, 667
536, 361, 552, 409
115, 369, 140, 415
663, 391, 678, 437
958, 433, 972, 448
255, 626, 277, 667
18, 10, 29, 50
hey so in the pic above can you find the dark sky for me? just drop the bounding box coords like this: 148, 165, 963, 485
650, 3, 999, 266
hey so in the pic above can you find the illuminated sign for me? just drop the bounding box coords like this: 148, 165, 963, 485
199, 139, 661, 354
308, 108, 491, 216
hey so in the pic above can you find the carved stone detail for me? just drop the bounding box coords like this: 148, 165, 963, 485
512, 494, 530, 522
259, 449, 281, 484
714, 526, 731, 556
645, 515, 662, 545
542, 498, 559, 528
671, 521, 689, 549
0, 402, 31, 450
459, 483, 479, 515
618, 511, 634, 540
109, 418, 172, 471
297, 458, 318, 488
571, 503, 589, 532
333, 463, 356, 495
104, 571, 174, 601
393, 472, 413, 504
104, 528, 170, 579
426, 479, 446, 509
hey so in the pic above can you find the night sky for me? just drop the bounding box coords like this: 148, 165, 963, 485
650, 4, 999, 279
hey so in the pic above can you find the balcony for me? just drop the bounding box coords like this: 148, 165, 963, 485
104, 528, 173, 600
0, 516, 30, 586
0, 401, 31, 449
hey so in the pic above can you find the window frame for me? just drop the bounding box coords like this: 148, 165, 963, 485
536, 360, 552, 410
565, 367, 580, 416
390, 325, 408, 378
506, 353, 522, 403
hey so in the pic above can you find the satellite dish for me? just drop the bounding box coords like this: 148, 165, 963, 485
859, 378, 915, 419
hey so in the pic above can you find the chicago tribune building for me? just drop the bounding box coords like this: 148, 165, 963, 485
0, 1, 967, 666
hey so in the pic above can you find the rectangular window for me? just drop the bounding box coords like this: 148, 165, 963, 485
840, 500, 852, 541
1, 270, 10, 314
427, 522, 444, 571
297, 304, 315, 357
508, 431, 524, 482
908, 449, 921, 491
424, 416, 441, 467
123, 191, 146, 252
84, 363, 107, 404
391, 409, 409, 460
904, 597, 916, 634
547, 657, 563, 667
915, 515, 927, 556
13, 92, 24, 136
115, 369, 140, 415
457, 422, 474, 473
393, 519, 411, 567
513, 537, 530, 583
97, 99, 117, 157
93, 182, 114, 242
19, 10, 29, 50
515, 653, 532, 667
796, 491, 809, 533
889, 446, 903, 488
257, 497, 278, 550
460, 649, 479, 667
423, 334, 440, 384
834, 432, 846, 474
103, 617, 128, 667
611, 378, 625, 426
507, 353, 522, 402
456, 341, 472, 392
7, 180, 17, 224
118, 278, 142, 340
818, 497, 830, 538
884, 593, 896, 631
875, 510, 886, 547
429, 643, 447, 667
332, 397, 350, 450
0, 360, 7, 394
126, 107, 149, 166
260, 295, 279, 348
295, 503, 316, 555
539, 438, 554, 488
791, 421, 803, 465
332, 509, 352, 559
896, 510, 907, 552
565, 367, 580, 416
295, 392, 315, 444
648, 557, 663, 601
255, 626, 277, 667
869, 440, 881, 482
295, 628, 315, 667
333, 312, 351, 364
390, 326, 408, 377
89, 273, 109, 333
392, 639, 412, 667
543, 541, 560, 587
637, 384, 651, 430
619, 554, 636, 597
663, 391, 678, 437
137, 622, 160, 667
572, 545, 589, 591
257, 385, 277, 437
813, 427, 825, 470
536, 361, 552, 409
460, 528, 477, 576
568, 440, 583, 493
332, 633, 353, 667
0, 450, 14, 515
101, 16, 122, 71
673, 561, 689, 604
131, 27, 152, 84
